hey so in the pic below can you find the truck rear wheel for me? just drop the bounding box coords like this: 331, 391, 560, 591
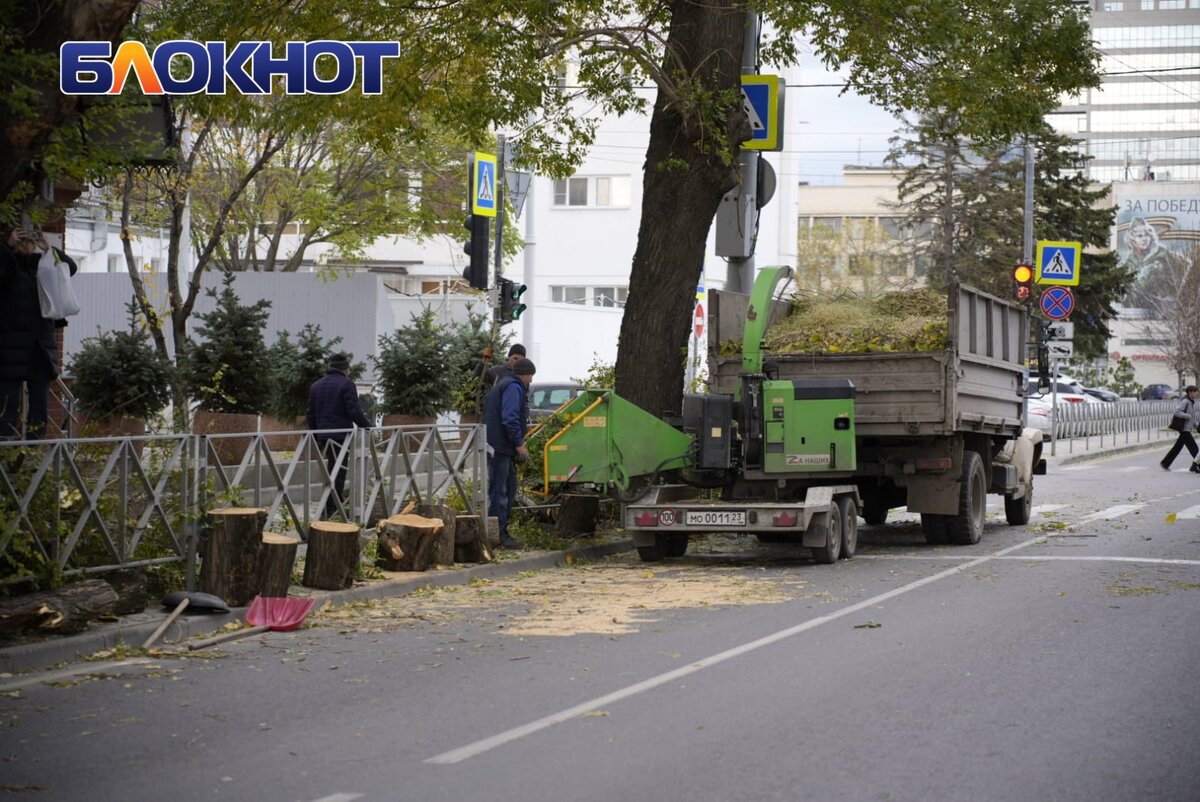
665, 533, 688, 557
921, 514, 950, 545
862, 498, 888, 526
946, 451, 986, 545
811, 505, 842, 565
837, 496, 858, 559
1004, 479, 1033, 525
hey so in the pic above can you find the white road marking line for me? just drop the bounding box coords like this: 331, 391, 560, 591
0, 658, 156, 693
424, 533, 1053, 766
1173, 505, 1200, 519
309, 795, 364, 802
1056, 464, 1097, 472
1077, 503, 1145, 524
858, 554, 1200, 567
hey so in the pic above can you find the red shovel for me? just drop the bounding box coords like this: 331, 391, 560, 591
187, 596, 316, 650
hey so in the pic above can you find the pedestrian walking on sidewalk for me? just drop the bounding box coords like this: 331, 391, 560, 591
1161, 385, 1200, 472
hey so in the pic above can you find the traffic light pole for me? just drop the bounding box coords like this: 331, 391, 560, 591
492, 134, 507, 333
1023, 136, 1035, 265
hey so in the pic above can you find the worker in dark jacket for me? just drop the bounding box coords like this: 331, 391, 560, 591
306, 353, 371, 518
0, 227, 78, 440
483, 343, 526, 389
483, 357, 535, 548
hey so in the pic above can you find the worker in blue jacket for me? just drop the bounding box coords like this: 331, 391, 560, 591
484, 357, 536, 548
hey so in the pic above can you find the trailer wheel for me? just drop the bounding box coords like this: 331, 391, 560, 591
921, 514, 950, 545
636, 537, 667, 562
665, 533, 688, 557
837, 496, 858, 559
862, 498, 888, 526
810, 505, 842, 565
946, 451, 986, 545
1004, 479, 1033, 525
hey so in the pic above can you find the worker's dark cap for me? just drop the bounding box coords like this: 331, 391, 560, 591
1187, 385, 1198, 393
507, 344, 526, 358
330, 353, 351, 371
512, 358, 536, 376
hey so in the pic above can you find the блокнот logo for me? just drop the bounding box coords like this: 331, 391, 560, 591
61, 40, 401, 95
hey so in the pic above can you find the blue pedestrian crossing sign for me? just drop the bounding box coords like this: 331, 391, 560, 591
1035, 240, 1081, 287
740, 75, 784, 152
472, 151, 497, 218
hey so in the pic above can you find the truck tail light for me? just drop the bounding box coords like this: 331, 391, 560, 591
633, 511, 659, 526
772, 511, 797, 527
915, 457, 952, 472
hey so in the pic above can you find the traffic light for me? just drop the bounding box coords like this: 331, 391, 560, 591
1013, 263, 1033, 303
495, 277, 528, 324
462, 214, 489, 290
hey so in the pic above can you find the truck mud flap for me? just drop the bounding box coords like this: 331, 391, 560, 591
1033, 457, 1047, 476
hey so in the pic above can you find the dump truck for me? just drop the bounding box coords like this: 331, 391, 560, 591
534, 266, 1045, 562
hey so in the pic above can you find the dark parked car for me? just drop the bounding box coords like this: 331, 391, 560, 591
529, 383, 584, 419
1141, 384, 1177, 401
1083, 387, 1120, 403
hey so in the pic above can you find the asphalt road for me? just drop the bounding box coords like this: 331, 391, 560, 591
3, 449, 1199, 802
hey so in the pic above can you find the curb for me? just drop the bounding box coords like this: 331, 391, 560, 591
1047, 438, 1164, 466
0, 538, 634, 676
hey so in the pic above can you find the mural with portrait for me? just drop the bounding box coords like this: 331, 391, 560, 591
1115, 183, 1200, 311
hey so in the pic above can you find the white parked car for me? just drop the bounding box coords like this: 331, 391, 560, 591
1026, 397, 1054, 439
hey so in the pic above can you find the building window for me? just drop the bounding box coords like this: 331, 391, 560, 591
550, 284, 627, 308
552, 175, 631, 208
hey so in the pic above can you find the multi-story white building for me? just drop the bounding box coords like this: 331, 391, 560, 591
1053, 0, 1200, 182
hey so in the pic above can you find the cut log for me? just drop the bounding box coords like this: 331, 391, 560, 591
0, 579, 120, 635
102, 567, 149, 615
257, 532, 300, 597
453, 515, 493, 564
199, 507, 267, 607
302, 521, 361, 590
376, 513, 443, 572
416, 503, 457, 566
555, 494, 601, 537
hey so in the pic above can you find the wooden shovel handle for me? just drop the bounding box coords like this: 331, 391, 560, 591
186, 625, 270, 651
142, 598, 189, 649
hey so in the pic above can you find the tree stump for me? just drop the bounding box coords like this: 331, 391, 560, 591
200, 507, 267, 607
376, 513, 444, 572
257, 533, 300, 597
555, 494, 601, 537
416, 503, 457, 566
302, 521, 361, 590
453, 515, 494, 564
0, 579, 120, 635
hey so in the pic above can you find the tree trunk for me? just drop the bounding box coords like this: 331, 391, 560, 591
376, 513, 444, 572
453, 515, 494, 564
555, 494, 601, 537
614, 0, 751, 417
257, 533, 300, 597
102, 567, 149, 615
199, 507, 267, 606
0, 580, 120, 635
416, 503, 457, 566
302, 522, 361, 590
1, 0, 141, 204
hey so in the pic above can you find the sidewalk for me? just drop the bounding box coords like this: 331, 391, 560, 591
0, 538, 633, 676
0, 432, 1170, 676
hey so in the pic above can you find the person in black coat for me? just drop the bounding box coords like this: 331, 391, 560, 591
306, 353, 372, 518
0, 227, 78, 440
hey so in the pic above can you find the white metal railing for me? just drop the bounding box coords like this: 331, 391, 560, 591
0, 424, 486, 587
1044, 398, 1178, 455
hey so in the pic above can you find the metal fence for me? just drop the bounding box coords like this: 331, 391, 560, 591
0, 424, 486, 588
1047, 398, 1178, 455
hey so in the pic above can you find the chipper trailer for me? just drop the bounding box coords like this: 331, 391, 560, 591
534, 266, 1045, 563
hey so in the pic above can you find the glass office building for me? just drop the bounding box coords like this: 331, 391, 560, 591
1053, 1, 1200, 181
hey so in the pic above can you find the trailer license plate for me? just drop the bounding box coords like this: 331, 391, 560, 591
685, 510, 746, 526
